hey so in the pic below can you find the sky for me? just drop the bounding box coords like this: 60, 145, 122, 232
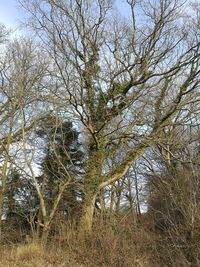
0, 0, 21, 28
0, 0, 131, 29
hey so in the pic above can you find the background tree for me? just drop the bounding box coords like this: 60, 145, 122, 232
0, 37, 48, 240
145, 120, 200, 266
22, 114, 84, 242
4, 168, 38, 241
37, 115, 84, 229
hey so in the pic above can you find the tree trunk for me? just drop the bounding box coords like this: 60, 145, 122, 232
134, 168, 141, 216
109, 184, 115, 213
41, 221, 50, 246
0, 191, 5, 242
80, 146, 103, 235
0, 156, 10, 241
80, 193, 97, 235
99, 189, 106, 224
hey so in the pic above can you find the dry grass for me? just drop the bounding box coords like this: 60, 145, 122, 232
1, 212, 200, 267
0, 214, 154, 267
52, 214, 155, 267
0, 243, 77, 267
14, 242, 45, 261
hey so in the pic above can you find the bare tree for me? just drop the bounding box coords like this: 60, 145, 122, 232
0, 38, 48, 240
144, 119, 200, 265
21, 114, 84, 243
19, 0, 200, 234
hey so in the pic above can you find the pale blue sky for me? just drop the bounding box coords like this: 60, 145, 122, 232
0, 0, 20, 28
0, 0, 130, 29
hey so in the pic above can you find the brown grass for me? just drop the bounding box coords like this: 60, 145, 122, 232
0, 243, 74, 267
1, 212, 200, 267
0, 214, 154, 267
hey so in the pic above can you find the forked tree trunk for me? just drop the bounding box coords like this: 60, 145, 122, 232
79, 140, 153, 234
40, 183, 69, 245
41, 221, 50, 246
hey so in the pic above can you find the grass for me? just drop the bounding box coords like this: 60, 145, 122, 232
0, 243, 75, 267
1, 213, 199, 267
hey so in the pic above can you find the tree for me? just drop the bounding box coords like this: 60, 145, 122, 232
22, 114, 84, 242
0, 23, 9, 43
38, 116, 84, 218
19, 0, 200, 234
0, 37, 48, 240
144, 120, 200, 265
4, 168, 39, 241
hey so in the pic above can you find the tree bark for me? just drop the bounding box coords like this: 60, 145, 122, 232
80, 147, 103, 235
80, 193, 97, 235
